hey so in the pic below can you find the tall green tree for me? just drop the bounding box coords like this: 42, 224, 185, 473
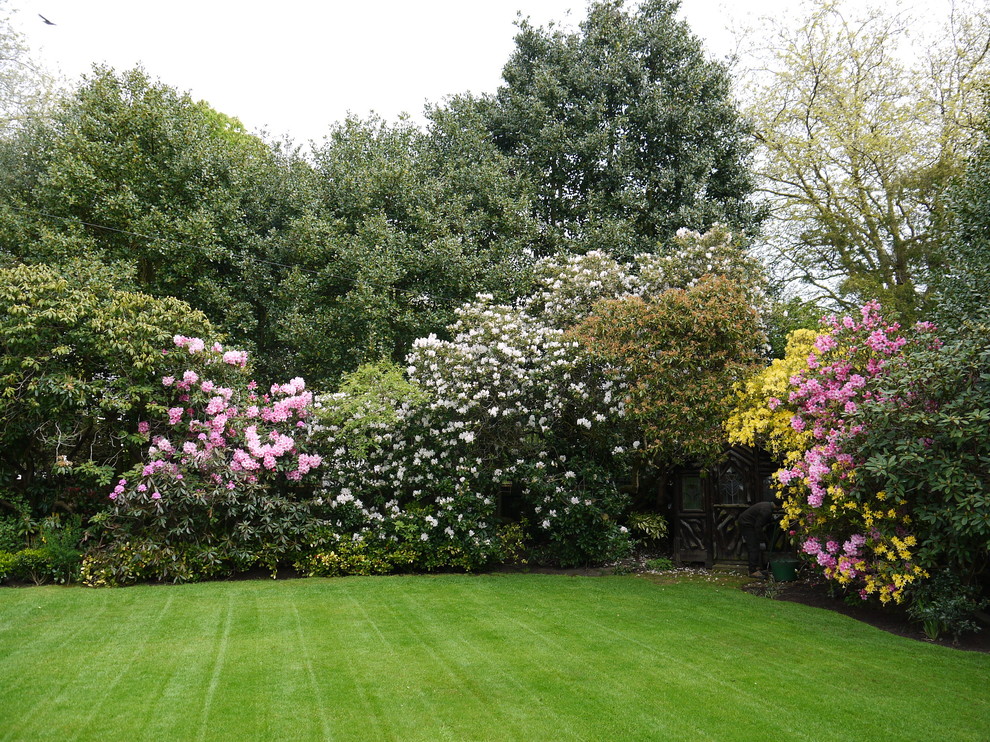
483, 0, 760, 259
277, 112, 540, 385
746, 0, 989, 321
936, 103, 990, 327
0, 66, 312, 380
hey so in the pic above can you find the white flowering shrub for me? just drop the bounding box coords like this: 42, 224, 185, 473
523, 251, 634, 327
310, 227, 764, 569
635, 226, 766, 307
311, 306, 630, 568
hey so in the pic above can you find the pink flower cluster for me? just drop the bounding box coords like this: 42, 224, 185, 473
222, 350, 249, 368
802, 534, 868, 582
112, 336, 323, 504
173, 335, 206, 354
781, 302, 909, 507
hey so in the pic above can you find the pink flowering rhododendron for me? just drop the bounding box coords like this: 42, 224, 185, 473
106, 337, 323, 533
773, 302, 938, 604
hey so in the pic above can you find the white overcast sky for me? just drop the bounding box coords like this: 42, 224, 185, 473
7, 0, 949, 146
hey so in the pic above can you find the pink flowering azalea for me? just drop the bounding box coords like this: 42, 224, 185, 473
206, 396, 226, 416
773, 302, 937, 603
814, 334, 837, 353
222, 350, 249, 367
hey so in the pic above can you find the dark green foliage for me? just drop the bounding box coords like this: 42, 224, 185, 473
852, 327, 990, 586
297, 519, 526, 577
936, 110, 990, 327
526, 462, 632, 568
83, 493, 314, 586
0, 262, 213, 517
484, 0, 760, 258
0, 66, 312, 382
907, 569, 987, 642
0, 513, 82, 584
645, 556, 674, 571
280, 114, 540, 384
0, 514, 26, 552
0, 542, 81, 585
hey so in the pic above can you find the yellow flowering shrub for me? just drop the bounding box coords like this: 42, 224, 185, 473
726, 328, 818, 460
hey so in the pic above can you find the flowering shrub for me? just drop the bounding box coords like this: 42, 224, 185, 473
726, 328, 818, 458
314, 311, 631, 568
81, 226, 767, 580
729, 302, 939, 604
312, 228, 764, 567
83, 336, 325, 585
848, 325, 990, 595
0, 262, 214, 517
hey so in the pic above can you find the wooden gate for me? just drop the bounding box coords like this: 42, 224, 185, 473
672, 446, 783, 567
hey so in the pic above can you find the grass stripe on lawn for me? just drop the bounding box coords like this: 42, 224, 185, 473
1, 573, 988, 741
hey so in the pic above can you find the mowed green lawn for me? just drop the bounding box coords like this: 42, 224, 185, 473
1, 574, 988, 742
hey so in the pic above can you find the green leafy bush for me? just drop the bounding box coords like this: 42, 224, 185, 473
627, 512, 669, 542
296, 538, 417, 578
0, 514, 27, 552
0, 516, 84, 585
0, 262, 213, 518
526, 464, 632, 568
36, 515, 83, 583
10, 549, 50, 584
81, 540, 244, 587
851, 327, 990, 588
0, 550, 14, 582
645, 557, 674, 571
907, 570, 987, 642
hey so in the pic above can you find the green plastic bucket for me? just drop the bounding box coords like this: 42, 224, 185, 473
769, 557, 799, 582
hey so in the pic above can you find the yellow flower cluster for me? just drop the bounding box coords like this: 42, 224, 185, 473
725, 329, 818, 459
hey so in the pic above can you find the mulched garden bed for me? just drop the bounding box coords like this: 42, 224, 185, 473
743, 576, 990, 653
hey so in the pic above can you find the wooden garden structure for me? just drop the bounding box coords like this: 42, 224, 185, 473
668, 445, 788, 568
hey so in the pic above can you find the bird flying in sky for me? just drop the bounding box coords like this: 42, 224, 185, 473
38, 14, 55, 25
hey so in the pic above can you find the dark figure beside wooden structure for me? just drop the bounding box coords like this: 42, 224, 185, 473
669, 446, 787, 568
738, 501, 774, 577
